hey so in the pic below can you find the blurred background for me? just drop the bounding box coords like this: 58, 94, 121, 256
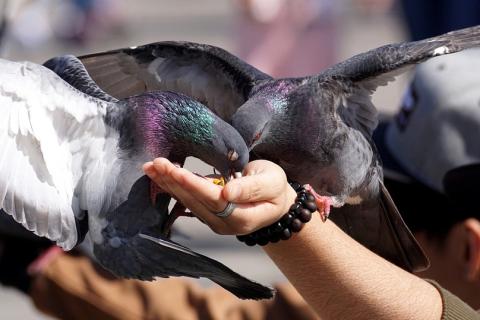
0, 0, 473, 318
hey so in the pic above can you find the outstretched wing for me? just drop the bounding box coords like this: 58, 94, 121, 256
79, 41, 272, 120
0, 58, 115, 250
320, 25, 480, 91
316, 25, 480, 136
94, 176, 273, 300
43, 55, 118, 103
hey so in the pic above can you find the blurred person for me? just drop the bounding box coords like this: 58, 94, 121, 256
373, 48, 480, 309
353, 0, 395, 15
0, 214, 52, 294
234, 0, 339, 78
8, 0, 52, 48
5, 0, 123, 49
0, 0, 9, 49
51, 0, 124, 44
400, 0, 480, 40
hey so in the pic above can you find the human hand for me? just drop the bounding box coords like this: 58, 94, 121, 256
143, 158, 297, 235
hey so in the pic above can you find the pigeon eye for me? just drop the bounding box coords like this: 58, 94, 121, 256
227, 150, 239, 162
252, 132, 262, 144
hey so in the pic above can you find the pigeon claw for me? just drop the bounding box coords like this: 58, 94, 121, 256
304, 184, 332, 222
162, 202, 194, 237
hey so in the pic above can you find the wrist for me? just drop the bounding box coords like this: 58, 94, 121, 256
264, 211, 325, 250
283, 184, 298, 215
237, 182, 318, 246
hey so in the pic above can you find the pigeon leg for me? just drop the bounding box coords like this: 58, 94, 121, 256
304, 184, 332, 222
149, 180, 165, 206
148, 180, 194, 236
162, 202, 194, 237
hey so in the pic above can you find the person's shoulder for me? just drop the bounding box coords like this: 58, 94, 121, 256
425, 280, 480, 320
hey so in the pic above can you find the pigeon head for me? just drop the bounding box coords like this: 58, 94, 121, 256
210, 119, 250, 178
232, 80, 299, 150
231, 97, 273, 150
128, 91, 249, 178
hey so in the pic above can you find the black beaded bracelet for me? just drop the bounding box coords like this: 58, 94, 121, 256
236, 182, 317, 246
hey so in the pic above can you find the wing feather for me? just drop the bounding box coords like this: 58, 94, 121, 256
79, 41, 271, 120
0, 58, 115, 249
319, 25, 480, 89
318, 25, 480, 136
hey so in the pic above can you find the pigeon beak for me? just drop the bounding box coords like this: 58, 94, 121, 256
226, 171, 242, 182
247, 138, 260, 152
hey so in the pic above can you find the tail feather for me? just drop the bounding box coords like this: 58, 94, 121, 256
377, 182, 429, 272
95, 232, 274, 300
93, 176, 273, 300
330, 182, 429, 272
139, 234, 275, 300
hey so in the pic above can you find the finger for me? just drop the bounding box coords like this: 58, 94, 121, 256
150, 159, 189, 193
152, 158, 228, 213
222, 172, 285, 203
143, 160, 174, 194
197, 200, 286, 235
168, 185, 231, 233
145, 159, 229, 231
147, 158, 284, 235
226, 202, 282, 233
143, 161, 160, 180
168, 164, 225, 210
145, 158, 170, 186
168, 187, 230, 231
151, 157, 174, 176
155, 169, 224, 227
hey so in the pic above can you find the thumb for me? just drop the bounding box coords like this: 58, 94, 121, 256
222, 172, 283, 203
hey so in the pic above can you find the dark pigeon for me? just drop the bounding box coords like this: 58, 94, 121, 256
76, 25, 480, 272
0, 57, 274, 300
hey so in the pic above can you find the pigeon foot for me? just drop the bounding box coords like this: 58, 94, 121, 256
148, 180, 194, 237
162, 202, 194, 237
304, 184, 332, 222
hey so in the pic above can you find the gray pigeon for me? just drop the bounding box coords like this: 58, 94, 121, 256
0, 57, 274, 299
76, 25, 480, 272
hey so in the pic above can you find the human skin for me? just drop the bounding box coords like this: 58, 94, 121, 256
414, 220, 480, 310
143, 158, 442, 320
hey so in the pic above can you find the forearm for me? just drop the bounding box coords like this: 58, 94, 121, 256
264, 214, 443, 320
144, 159, 443, 319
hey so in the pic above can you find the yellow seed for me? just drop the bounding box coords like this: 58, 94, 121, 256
213, 177, 225, 186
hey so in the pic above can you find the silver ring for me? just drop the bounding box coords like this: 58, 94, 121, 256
215, 202, 236, 218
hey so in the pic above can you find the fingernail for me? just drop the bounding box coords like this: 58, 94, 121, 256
145, 170, 157, 179
227, 185, 241, 200
142, 162, 153, 172
152, 158, 163, 169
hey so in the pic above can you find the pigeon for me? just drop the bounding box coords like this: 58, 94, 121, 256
76, 25, 480, 272
0, 57, 275, 300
